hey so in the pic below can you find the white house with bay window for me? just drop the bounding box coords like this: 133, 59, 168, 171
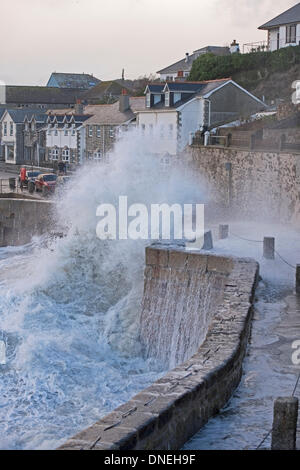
259, 3, 300, 51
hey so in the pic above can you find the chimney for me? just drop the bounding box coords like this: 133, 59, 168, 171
185, 52, 189, 63
75, 99, 84, 115
119, 89, 130, 112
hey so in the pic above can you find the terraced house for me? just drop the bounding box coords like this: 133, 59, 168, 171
44, 114, 91, 166
83, 95, 145, 161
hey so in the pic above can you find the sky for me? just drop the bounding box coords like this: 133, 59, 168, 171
0, 0, 297, 86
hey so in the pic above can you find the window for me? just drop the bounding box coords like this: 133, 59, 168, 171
54, 124, 58, 136
93, 150, 102, 161
286, 24, 296, 43
62, 148, 70, 162
51, 148, 59, 160
109, 127, 115, 138
146, 93, 151, 108
64, 128, 68, 136
165, 92, 170, 107
10, 122, 13, 136
97, 126, 101, 138
3, 122, 7, 136
47, 126, 51, 136
89, 126, 93, 137
31, 122, 35, 132
72, 125, 76, 136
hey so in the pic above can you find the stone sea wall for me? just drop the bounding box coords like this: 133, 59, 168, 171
0, 198, 54, 246
59, 247, 259, 450
186, 146, 300, 226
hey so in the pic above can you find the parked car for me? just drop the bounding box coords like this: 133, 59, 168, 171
34, 173, 57, 196
27, 172, 42, 193
19, 170, 41, 189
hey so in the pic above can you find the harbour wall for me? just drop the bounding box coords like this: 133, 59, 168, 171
59, 247, 259, 450
186, 146, 300, 226
0, 197, 54, 246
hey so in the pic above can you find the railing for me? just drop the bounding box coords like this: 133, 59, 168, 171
191, 132, 300, 154
243, 41, 269, 54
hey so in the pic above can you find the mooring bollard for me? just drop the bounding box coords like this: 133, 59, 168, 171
219, 224, 229, 240
202, 230, 213, 250
263, 237, 275, 260
271, 397, 298, 450
296, 265, 300, 294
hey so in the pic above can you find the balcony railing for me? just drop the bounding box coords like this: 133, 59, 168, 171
242, 41, 269, 53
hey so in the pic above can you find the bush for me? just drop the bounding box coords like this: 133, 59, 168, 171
188, 46, 300, 82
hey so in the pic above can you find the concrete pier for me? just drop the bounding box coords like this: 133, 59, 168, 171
271, 397, 298, 450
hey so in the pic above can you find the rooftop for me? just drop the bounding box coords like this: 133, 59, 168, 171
157, 46, 230, 74
47, 73, 100, 89
259, 2, 300, 29
5, 86, 82, 105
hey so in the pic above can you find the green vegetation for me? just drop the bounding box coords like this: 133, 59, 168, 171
188, 46, 300, 82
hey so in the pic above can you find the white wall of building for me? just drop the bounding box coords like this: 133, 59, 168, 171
1, 112, 16, 164
46, 128, 77, 149
137, 111, 178, 154
269, 23, 300, 51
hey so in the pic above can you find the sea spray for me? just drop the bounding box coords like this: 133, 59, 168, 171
0, 128, 209, 449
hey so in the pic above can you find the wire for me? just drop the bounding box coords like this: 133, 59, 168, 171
230, 232, 297, 270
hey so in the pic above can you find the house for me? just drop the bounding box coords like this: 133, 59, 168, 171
47, 73, 100, 90
258, 2, 300, 51
23, 113, 47, 165
44, 113, 91, 166
0, 109, 47, 165
157, 46, 230, 82
137, 79, 266, 155
83, 95, 145, 161
81, 80, 134, 105
0, 85, 82, 109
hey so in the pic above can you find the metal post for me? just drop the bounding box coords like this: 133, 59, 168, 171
202, 230, 213, 250
296, 265, 300, 294
271, 397, 298, 450
219, 224, 229, 239
263, 237, 275, 260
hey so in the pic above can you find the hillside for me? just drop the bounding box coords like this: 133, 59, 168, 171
188, 46, 300, 103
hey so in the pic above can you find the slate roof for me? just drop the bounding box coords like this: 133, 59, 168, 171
259, 3, 300, 29
0, 108, 48, 123
6, 86, 82, 105
144, 79, 232, 110
157, 46, 230, 74
47, 73, 100, 89
81, 80, 134, 102
83, 97, 145, 126
47, 114, 91, 124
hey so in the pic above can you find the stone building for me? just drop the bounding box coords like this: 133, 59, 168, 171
83, 96, 145, 161
44, 113, 91, 166
23, 113, 47, 165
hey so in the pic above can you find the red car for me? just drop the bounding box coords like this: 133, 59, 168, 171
35, 173, 57, 196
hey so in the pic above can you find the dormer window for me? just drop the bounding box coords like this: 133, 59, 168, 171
165, 92, 170, 107
146, 93, 151, 108
10, 122, 14, 136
